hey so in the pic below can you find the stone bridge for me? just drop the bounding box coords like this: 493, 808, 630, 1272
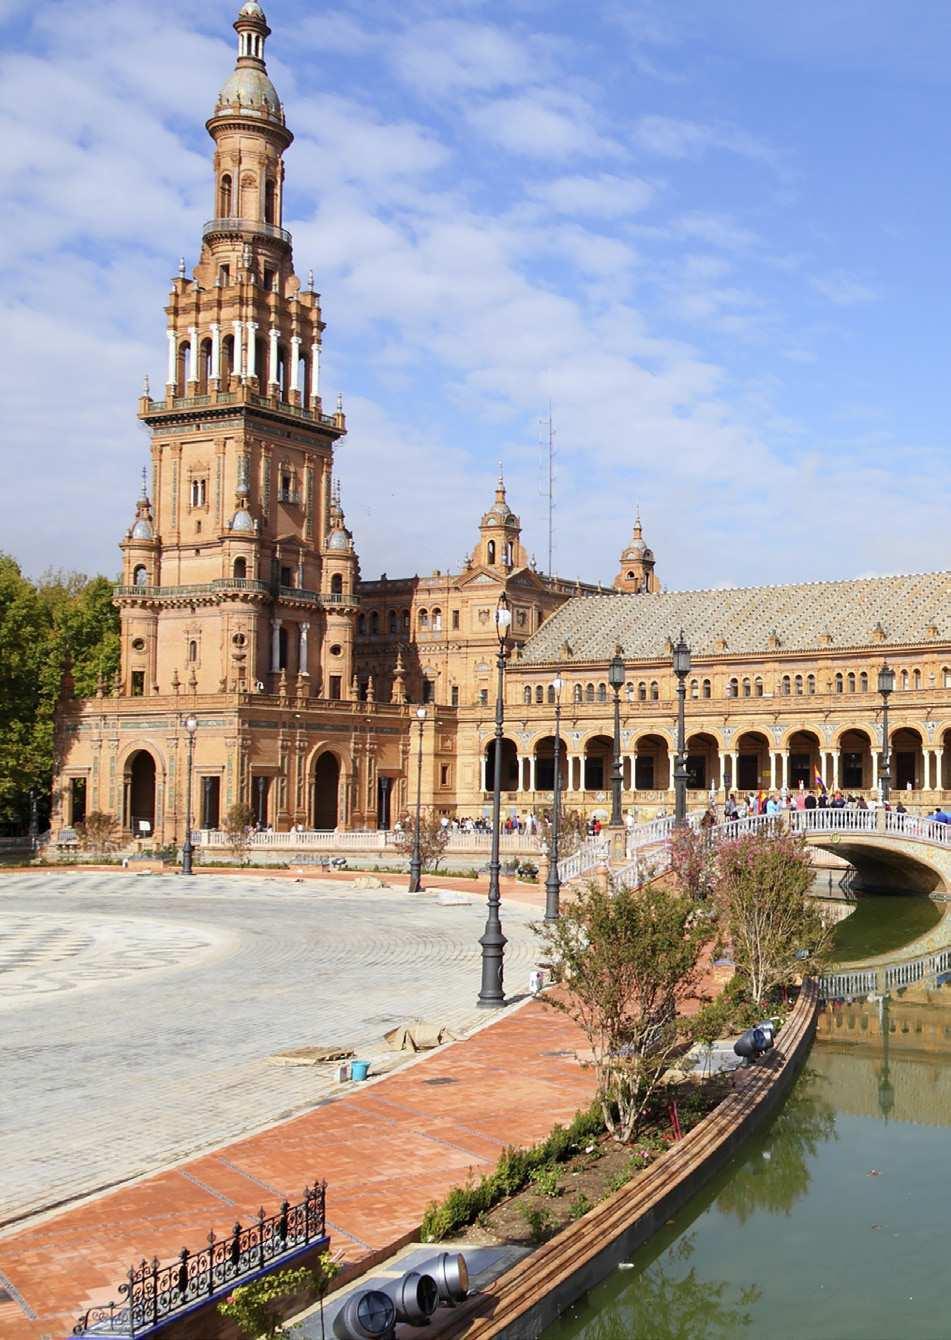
591, 809, 951, 897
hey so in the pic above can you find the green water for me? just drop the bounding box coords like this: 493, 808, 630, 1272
829, 892, 943, 963
544, 1003, 951, 1340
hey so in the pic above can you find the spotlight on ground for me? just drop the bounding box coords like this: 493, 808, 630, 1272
414, 1252, 470, 1305
379, 1270, 439, 1326
332, 1289, 397, 1339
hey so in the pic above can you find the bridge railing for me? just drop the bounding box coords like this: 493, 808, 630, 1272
884, 812, 951, 845
557, 836, 610, 883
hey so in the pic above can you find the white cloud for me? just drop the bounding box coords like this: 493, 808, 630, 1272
633, 114, 781, 171
467, 91, 621, 159
390, 19, 539, 97
811, 272, 879, 306
530, 173, 656, 218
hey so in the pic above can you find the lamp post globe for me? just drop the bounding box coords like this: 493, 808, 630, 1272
181, 714, 198, 876
878, 662, 894, 803
478, 593, 511, 1007
544, 673, 564, 922
408, 707, 427, 893
608, 646, 625, 828
672, 631, 691, 826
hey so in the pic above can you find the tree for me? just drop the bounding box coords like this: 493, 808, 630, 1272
714, 832, 832, 1008
0, 555, 119, 830
535, 878, 713, 1143
669, 824, 719, 902
222, 802, 255, 865
76, 812, 121, 853
392, 813, 451, 872
539, 807, 589, 861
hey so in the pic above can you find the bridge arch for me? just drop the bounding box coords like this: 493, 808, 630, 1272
805, 833, 948, 895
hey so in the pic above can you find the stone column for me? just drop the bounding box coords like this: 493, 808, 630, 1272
210, 323, 221, 384
299, 622, 309, 675
515, 755, 523, 793
271, 618, 281, 673
246, 321, 258, 380
528, 755, 536, 793
872, 750, 879, 789
290, 335, 302, 393
480, 754, 487, 792
770, 752, 779, 789
311, 342, 321, 404
937, 748, 945, 793
831, 751, 840, 791
166, 329, 177, 391
731, 752, 739, 793
232, 320, 244, 379
187, 326, 199, 387
268, 327, 280, 388
718, 750, 727, 791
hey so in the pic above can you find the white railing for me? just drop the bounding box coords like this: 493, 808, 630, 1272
820, 967, 878, 998
790, 809, 877, 834
884, 813, 951, 845
821, 945, 951, 999
194, 828, 541, 854
557, 836, 610, 883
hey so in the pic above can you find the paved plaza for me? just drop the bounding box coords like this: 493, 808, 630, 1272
0, 871, 542, 1231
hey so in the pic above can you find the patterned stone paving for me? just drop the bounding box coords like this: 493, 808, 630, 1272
0, 872, 542, 1231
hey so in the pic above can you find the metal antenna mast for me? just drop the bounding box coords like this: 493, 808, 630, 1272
544, 401, 555, 577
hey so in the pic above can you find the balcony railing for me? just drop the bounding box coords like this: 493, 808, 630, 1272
142, 388, 339, 429
116, 579, 356, 607
202, 217, 292, 246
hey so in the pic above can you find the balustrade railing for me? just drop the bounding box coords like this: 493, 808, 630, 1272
195, 828, 540, 854
73, 1181, 327, 1336
557, 835, 610, 883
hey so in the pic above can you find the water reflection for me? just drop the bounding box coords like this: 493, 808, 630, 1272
564, 1236, 760, 1339
715, 1075, 836, 1223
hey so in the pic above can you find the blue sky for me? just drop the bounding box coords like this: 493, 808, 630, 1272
3, 0, 951, 590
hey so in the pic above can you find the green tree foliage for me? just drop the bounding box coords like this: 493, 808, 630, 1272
0, 555, 119, 828
715, 833, 832, 1007
217, 1256, 339, 1338
535, 879, 713, 1143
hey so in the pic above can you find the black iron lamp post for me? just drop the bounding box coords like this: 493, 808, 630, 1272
408, 706, 427, 893
478, 592, 512, 1008
672, 631, 691, 826
878, 662, 895, 802
181, 713, 198, 875
28, 788, 38, 851
608, 646, 625, 828
544, 673, 564, 923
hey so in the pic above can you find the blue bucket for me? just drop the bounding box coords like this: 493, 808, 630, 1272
350, 1060, 370, 1082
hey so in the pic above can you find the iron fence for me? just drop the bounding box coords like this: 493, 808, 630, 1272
73, 1180, 326, 1336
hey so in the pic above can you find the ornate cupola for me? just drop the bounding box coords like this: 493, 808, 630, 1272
121, 471, 158, 587
614, 509, 660, 593
474, 466, 525, 571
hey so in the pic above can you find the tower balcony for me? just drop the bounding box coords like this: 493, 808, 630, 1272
115, 577, 359, 609
202, 217, 292, 247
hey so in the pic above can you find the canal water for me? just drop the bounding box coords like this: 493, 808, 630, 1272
545, 894, 951, 1340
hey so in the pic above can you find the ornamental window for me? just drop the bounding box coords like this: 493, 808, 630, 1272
524, 687, 532, 705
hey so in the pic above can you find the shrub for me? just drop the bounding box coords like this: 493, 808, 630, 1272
521, 1206, 552, 1243
217, 1255, 338, 1338
568, 1193, 592, 1220
529, 1165, 562, 1198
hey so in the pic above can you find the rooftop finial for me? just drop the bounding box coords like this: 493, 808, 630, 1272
140, 467, 148, 500
143, 373, 150, 397
336, 392, 343, 413
307, 269, 315, 291
178, 257, 186, 279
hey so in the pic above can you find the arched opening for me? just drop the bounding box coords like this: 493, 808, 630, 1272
331, 573, 343, 596
573, 684, 583, 704
535, 685, 544, 704
523, 686, 532, 705
370, 611, 380, 636
686, 732, 719, 791
199, 338, 212, 393
388, 610, 397, 634
736, 731, 770, 793
222, 334, 235, 383
787, 730, 821, 791
487, 540, 496, 565
219, 173, 232, 216
432, 608, 443, 631
583, 734, 613, 790
633, 733, 670, 791
278, 625, 288, 670
891, 727, 924, 792
187, 639, 197, 663
133, 564, 148, 587
312, 752, 340, 829
484, 738, 519, 792
264, 178, 276, 224
127, 750, 156, 837
534, 735, 568, 792
177, 340, 189, 389
838, 729, 872, 791
233, 556, 247, 580
418, 609, 429, 629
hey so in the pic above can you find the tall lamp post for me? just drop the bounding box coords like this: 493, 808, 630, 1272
608, 646, 626, 828
544, 673, 564, 922
478, 592, 512, 1008
408, 706, 427, 892
181, 714, 198, 875
672, 631, 691, 826
878, 662, 895, 802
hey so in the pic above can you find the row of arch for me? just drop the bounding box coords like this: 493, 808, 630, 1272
481, 725, 951, 793
217, 171, 278, 225
177, 335, 313, 403
518, 668, 951, 706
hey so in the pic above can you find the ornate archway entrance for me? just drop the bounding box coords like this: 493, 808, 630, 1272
126, 751, 157, 837
312, 753, 340, 830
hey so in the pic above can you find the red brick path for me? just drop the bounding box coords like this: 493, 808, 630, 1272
0, 1001, 592, 1339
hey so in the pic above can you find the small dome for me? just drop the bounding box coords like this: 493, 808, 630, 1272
327, 529, 349, 551
216, 66, 281, 117
239, 0, 266, 15
131, 518, 154, 540
231, 506, 255, 532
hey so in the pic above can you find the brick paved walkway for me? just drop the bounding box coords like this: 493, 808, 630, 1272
0, 998, 593, 1339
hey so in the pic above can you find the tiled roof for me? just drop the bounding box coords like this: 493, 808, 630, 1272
519, 571, 951, 664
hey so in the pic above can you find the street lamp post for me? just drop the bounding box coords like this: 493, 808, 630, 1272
478, 592, 512, 1008
181, 714, 198, 875
544, 674, 564, 922
408, 706, 427, 893
608, 646, 625, 828
28, 788, 38, 852
672, 631, 691, 826
878, 662, 895, 802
